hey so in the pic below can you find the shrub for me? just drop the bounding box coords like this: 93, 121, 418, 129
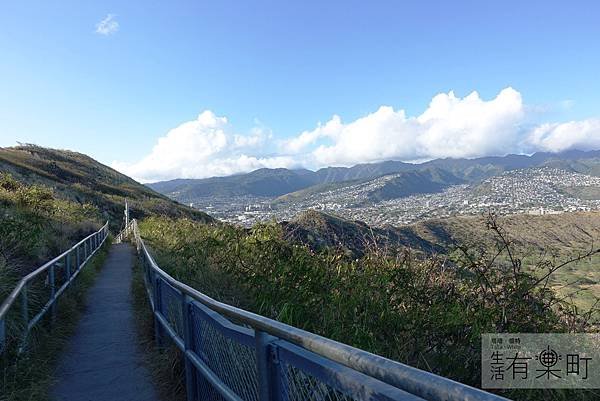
139, 214, 599, 399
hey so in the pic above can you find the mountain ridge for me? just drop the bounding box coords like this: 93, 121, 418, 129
148, 149, 600, 202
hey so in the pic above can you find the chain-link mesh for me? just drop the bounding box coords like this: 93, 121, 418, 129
196, 370, 226, 401
158, 279, 184, 338
190, 304, 259, 401
279, 358, 355, 401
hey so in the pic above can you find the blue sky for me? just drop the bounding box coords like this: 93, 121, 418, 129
1, 1, 599, 181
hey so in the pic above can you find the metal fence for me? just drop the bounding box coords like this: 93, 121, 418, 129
0, 221, 109, 353
127, 219, 509, 401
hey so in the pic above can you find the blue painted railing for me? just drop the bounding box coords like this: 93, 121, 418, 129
0, 222, 109, 354
125, 219, 510, 401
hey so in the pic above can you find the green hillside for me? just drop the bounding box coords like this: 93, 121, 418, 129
367, 168, 464, 201
149, 168, 320, 199
0, 145, 213, 230
2, 145, 598, 401
282, 209, 447, 257
286, 209, 600, 256
0, 173, 103, 274
140, 211, 599, 400
285, 209, 600, 316
0, 146, 216, 400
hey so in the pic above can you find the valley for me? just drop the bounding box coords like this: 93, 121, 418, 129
174, 167, 600, 227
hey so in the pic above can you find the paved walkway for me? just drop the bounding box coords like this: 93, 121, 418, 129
51, 243, 161, 401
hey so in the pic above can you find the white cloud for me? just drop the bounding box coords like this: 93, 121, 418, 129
526, 119, 600, 152
303, 88, 525, 166
95, 14, 119, 36
281, 115, 343, 154
113, 111, 297, 182
113, 88, 600, 182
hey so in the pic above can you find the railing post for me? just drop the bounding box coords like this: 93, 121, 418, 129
0, 318, 5, 353
182, 295, 197, 401
20, 285, 29, 350
256, 330, 281, 401
66, 252, 72, 280
76, 245, 81, 270
154, 274, 163, 348
49, 263, 56, 323
143, 256, 151, 296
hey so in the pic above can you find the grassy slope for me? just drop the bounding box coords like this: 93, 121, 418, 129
0, 145, 213, 231
139, 215, 597, 400
0, 172, 113, 399
0, 145, 211, 399
0, 173, 103, 274
285, 209, 600, 314
285, 209, 600, 254
0, 242, 110, 401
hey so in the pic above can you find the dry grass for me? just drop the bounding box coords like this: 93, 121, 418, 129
0, 241, 110, 401
130, 258, 185, 401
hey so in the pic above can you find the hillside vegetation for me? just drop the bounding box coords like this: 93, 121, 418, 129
277, 168, 465, 205
284, 209, 600, 256
0, 173, 102, 276
0, 145, 213, 231
140, 213, 599, 401
0, 170, 113, 401
285, 209, 600, 314
149, 168, 320, 199
2, 145, 600, 400
0, 145, 216, 401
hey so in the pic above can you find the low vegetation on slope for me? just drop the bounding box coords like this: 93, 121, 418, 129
140, 214, 599, 401
0, 173, 102, 276
0, 145, 213, 231
283, 209, 448, 257
0, 172, 112, 401
285, 209, 600, 315
284, 209, 600, 255
0, 145, 212, 400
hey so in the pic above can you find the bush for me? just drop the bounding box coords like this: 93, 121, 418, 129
0, 173, 103, 273
139, 215, 599, 400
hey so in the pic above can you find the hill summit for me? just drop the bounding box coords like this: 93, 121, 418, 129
0, 145, 213, 229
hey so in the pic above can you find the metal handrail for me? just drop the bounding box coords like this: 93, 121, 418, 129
127, 219, 509, 401
0, 221, 110, 353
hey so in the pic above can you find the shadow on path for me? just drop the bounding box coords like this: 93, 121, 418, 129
50, 243, 161, 401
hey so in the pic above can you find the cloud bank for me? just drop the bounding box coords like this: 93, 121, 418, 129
95, 14, 119, 36
114, 88, 600, 182
112, 111, 298, 182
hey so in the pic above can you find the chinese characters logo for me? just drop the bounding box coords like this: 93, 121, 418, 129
482, 334, 599, 388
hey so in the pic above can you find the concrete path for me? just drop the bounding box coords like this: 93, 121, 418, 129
51, 243, 161, 401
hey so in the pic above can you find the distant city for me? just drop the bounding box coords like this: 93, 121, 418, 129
186, 167, 600, 227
